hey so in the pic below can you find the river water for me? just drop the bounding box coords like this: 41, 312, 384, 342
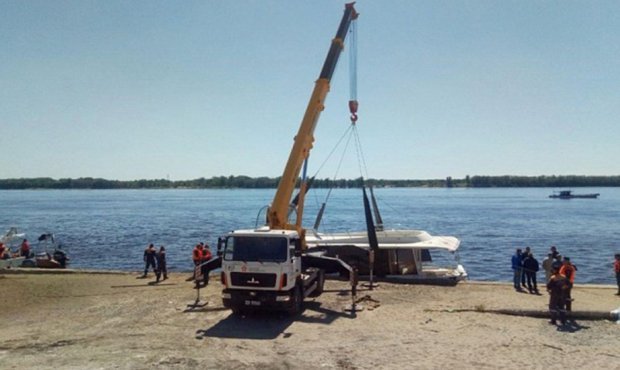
1, 187, 618, 284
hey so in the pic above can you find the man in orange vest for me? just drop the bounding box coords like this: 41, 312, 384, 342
559, 256, 577, 311
190, 243, 204, 281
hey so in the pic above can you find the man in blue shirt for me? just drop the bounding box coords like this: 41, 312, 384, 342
511, 248, 523, 291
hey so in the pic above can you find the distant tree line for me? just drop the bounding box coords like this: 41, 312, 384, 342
0, 175, 619, 190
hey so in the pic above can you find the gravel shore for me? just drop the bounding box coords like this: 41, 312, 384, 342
1, 271, 618, 369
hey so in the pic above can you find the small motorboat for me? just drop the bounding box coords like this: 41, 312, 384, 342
549, 190, 600, 199
32, 233, 69, 268
1, 228, 69, 269
0, 227, 27, 269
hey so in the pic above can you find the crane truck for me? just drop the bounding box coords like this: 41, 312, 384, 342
219, 3, 359, 315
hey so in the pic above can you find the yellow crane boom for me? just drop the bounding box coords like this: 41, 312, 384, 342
267, 3, 359, 240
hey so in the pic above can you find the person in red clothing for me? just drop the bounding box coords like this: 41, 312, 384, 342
0, 243, 8, 260
559, 257, 577, 311
20, 239, 31, 258
199, 244, 213, 287
614, 253, 620, 296
190, 243, 203, 280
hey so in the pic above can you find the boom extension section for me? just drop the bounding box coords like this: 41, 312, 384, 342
267, 3, 359, 235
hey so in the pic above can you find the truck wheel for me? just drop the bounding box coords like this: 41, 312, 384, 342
287, 285, 303, 315
308, 270, 325, 297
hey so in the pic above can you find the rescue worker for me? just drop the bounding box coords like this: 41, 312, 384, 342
559, 256, 577, 311
546, 264, 569, 325
200, 244, 213, 287
142, 243, 157, 278
156, 246, 167, 282
20, 239, 31, 258
191, 243, 203, 280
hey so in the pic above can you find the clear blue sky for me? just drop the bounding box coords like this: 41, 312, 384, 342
1, 0, 619, 181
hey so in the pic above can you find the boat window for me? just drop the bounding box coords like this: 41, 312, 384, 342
388, 249, 417, 275
223, 236, 288, 263
421, 249, 432, 262
422, 249, 458, 268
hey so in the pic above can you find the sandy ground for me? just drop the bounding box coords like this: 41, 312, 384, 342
0, 271, 618, 370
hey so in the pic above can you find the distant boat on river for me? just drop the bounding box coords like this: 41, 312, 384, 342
549, 190, 600, 199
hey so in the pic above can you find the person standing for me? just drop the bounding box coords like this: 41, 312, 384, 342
200, 244, 213, 287
559, 257, 577, 311
156, 246, 167, 282
191, 243, 203, 280
143, 243, 157, 278
20, 239, 31, 258
521, 247, 531, 288
542, 253, 554, 283
523, 252, 540, 294
614, 253, 620, 296
511, 248, 523, 292
546, 264, 569, 325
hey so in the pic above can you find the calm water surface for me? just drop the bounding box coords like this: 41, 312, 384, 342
1, 187, 618, 284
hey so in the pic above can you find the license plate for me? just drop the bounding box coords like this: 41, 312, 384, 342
244, 300, 261, 306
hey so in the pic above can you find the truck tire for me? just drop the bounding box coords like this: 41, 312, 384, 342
308, 270, 325, 297
287, 284, 303, 315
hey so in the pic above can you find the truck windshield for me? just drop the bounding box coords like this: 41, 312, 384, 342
224, 236, 288, 263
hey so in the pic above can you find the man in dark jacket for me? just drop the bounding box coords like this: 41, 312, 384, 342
521, 246, 531, 288
156, 246, 167, 283
511, 248, 523, 291
522, 252, 540, 294
143, 243, 157, 278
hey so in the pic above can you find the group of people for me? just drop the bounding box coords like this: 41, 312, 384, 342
546, 255, 579, 325
511, 246, 542, 294
511, 245, 586, 326
192, 242, 213, 288
142, 244, 167, 283
0, 239, 32, 260
141, 241, 214, 287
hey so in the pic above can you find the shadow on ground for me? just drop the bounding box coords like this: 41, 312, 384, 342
195, 301, 355, 340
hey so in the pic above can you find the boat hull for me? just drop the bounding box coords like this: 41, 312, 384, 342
549, 194, 599, 199
0, 257, 26, 269
306, 229, 466, 284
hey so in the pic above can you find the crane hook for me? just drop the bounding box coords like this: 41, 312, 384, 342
349, 100, 359, 124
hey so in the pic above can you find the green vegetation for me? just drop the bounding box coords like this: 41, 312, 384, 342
1, 175, 619, 190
